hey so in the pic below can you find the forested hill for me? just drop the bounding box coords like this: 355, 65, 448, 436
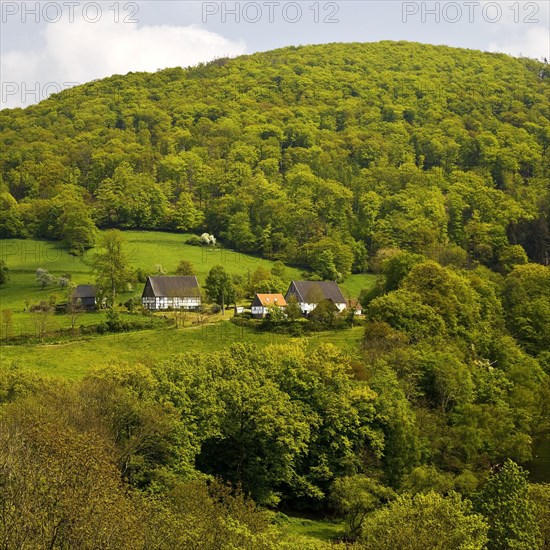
0, 41, 548, 270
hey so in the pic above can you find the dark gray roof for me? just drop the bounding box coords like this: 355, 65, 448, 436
73, 285, 96, 298
286, 281, 346, 304
144, 276, 201, 298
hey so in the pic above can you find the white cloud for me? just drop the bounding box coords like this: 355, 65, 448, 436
1, 17, 246, 109
489, 26, 549, 60
1, 0, 547, 110
483, 0, 549, 60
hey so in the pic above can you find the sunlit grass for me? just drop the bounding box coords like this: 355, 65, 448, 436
0, 322, 365, 379
0, 232, 371, 378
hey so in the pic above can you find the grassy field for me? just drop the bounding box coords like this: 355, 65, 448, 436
277, 514, 346, 547
0, 231, 375, 307
0, 322, 364, 379
0, 232, 300, 309
0, 232, 372, 379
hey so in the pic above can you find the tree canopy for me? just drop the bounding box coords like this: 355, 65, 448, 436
0, 41, 547, 271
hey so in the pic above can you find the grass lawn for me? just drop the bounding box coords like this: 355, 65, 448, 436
0, 321, 365, 379
277, 514, 346, 547
340, 273, 376, 301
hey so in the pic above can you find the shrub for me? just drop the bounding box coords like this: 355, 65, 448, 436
185, 235, 202, 246
135, 267, 148, 283
200, 233, 217, 246
29, 301, 52, 313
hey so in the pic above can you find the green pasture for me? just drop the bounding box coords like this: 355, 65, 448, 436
0, 231, 375, 310
0, 323, 364, 379
0, 232, 372, 378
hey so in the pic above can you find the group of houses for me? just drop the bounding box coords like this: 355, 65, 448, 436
71, 276, 362, 316
251, 280, 362, 317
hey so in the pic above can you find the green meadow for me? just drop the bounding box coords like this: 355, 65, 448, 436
0, 323, 365, 379
277, 514, 346, 546
0, 231, 374, 309
0, 231, 373, 378
0, 231, 301, 308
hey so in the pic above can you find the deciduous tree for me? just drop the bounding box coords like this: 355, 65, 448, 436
92, 230, 133, 306
205, 265, 235, 315
473, 460, 541, 550
175, 259, 196, 276
360, 491, 488, 550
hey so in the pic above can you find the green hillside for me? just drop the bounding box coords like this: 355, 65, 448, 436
1, 42, 549, 549
0, 230, 374, 303
0, 41, 548, 276
0, 231, 305, 310
0, 231, 375, 340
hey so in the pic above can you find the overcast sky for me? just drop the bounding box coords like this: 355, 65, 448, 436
1, 0, 549, 109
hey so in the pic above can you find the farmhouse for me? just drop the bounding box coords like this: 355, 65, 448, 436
285, 281, 346, 315
72, 285, 97, 310
142, 276, 201, 310
348, 299, 363, 315
251, 293, 287, 318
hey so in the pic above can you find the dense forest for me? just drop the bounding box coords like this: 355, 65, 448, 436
0, 41, 548, 272
1, 41, 550, 548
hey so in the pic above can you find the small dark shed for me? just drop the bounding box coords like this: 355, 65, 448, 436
72, 285, 97, 310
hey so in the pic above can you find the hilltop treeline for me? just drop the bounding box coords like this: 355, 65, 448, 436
0, 42, 548, 270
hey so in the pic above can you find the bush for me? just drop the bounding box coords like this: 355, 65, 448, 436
124, 297, 141, 312
29, 301, 52, 313
200, 233, 217, 246
54, 302, 69, 314
210, 304, 222, 314
0, 260, 9, 286
105, 308, 129, 332
230, 317, 256, 329
140, 307, 153, 317
135, 267, 148, 283
185, 235, 202, 246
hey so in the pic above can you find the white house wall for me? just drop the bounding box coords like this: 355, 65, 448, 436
142, 297, 201, 310
251, 306, 266, 317
299, 302, 346, 314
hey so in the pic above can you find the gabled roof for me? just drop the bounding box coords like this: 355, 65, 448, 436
73, 285, 96, 298
143, 276, 201, 298
252, 293, 287, 307
286, 281, 346, 304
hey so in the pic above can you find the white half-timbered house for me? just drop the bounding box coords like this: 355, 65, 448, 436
142, 276, 201, 310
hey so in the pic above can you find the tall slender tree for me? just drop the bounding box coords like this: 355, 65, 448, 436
92, 230, 132, 306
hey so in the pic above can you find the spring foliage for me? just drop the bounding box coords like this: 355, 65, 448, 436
0, 42, 547, 271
